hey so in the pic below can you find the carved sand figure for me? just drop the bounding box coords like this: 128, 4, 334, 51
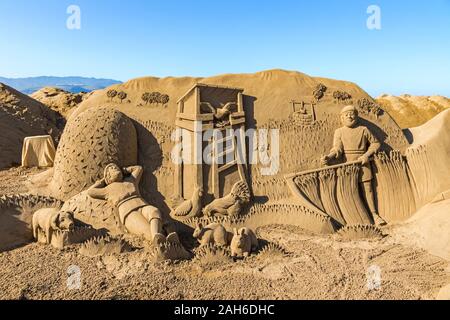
193, 222, 230, 247
87, 163, 180, 246
203, 181, 251, 217
321, 105, 386, 226
172, 186, 204, 218
32, 208, 75, 244
230, 227, 258, 258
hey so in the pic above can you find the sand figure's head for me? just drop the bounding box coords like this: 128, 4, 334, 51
104, 163, 124, 185
193, 222, 204, 239
51, 210, 75, 231
340, 105, 359, 128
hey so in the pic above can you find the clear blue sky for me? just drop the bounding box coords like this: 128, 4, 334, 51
0, 0, 449, 96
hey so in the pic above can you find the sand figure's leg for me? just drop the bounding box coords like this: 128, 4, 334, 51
141, 206, 165, 241
123, 211, 156, 241
362, 181, 386, 226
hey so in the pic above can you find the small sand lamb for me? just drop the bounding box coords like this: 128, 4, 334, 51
193, 222, 230, 247
32, 208, 75, 244
230, 227, 258, 258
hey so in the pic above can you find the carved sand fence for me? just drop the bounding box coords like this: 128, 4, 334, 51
183, 203, 336, 235
286, 147, 438, 227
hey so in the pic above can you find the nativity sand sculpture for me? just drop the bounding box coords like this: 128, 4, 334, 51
1, 71, 449, 269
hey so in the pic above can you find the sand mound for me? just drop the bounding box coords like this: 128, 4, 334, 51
389, 110, 450, 261
30, 87, 89, 118
72, 69, 403, 127
376, 94, 450, 128
0, 83, 62, 169
48, 107, 138, 200
407, 109, 450, 197
393, 199, 450, 261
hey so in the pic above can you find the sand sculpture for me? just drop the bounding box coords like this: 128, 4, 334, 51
230, 227, 259, 258
49, 107, 138, 200
193, 222, 229, 247
87, 164, 180, 246
1, 70, 449, 270
32, 208, 74, 244
321, 105, 386, 226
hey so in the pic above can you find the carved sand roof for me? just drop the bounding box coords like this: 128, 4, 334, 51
177, 83, 244, 104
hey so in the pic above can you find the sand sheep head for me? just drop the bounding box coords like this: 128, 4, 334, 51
233, 228, 248, 249
51, 211, 75, 231
193, 223, 204, 239
194, 186, 204, 198
104, 163, 124, 185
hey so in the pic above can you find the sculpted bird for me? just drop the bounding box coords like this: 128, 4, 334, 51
200, 102, 237, 120
172, 186, 204, 218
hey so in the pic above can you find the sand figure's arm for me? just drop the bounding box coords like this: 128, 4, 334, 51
359, 128, 381, 165
321, 129, 343, 165
87, 179, 107, 200
124, 165, 143, 183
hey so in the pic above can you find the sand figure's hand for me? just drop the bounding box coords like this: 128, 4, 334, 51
321, 155, 330, 166
358, 154, 370, 165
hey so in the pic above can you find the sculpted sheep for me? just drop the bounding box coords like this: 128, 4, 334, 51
193, 222, 230, 247
32, 208, 75, 244
230, 227, 258, 258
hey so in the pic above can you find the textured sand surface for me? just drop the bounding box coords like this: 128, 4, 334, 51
0, 83, 62, 169
30, 87, 89, 118
377, 94, 450, 128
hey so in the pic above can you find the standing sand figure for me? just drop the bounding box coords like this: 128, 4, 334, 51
87, 163, 179, 246
321, 105, 386, 226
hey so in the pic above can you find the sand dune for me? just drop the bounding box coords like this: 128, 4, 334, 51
0, 83, 62, 169
72, 69, 377, 124
392, 110, 450, 261
31, 87, 89, 118
376, 94, 450, 128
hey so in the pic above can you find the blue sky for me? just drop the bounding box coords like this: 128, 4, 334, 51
0, 0, 449, 96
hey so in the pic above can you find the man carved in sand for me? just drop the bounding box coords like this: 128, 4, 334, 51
87, 163, 180, 246
321, 105, 386, 226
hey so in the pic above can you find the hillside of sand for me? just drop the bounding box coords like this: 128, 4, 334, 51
30, 87, 91, 118
0, 83, 63, 169
376, 94, 450, 128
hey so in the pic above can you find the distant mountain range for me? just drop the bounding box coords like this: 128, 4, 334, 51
0, 76, 121, 94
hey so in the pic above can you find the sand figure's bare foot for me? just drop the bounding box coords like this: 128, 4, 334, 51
166, 232, 181, 245
152, 233, 166, 247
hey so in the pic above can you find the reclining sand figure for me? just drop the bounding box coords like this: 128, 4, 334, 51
321, 105, 387, 226
87, 163, 180, 246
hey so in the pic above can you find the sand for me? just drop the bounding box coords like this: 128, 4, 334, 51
0, 83, 62, 169
30, 87, 89, 118
377, 94, 450, 128
1, 70, 449, 300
